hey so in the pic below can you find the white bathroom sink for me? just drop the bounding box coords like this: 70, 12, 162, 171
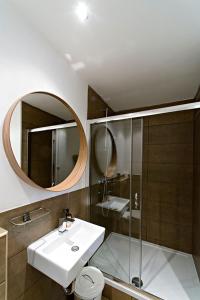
122, 209, 141, 220
96, 196, 129, 213
27, 218, 105, 287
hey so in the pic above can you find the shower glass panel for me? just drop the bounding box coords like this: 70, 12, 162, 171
89, 118, 143, 287
130, 119, 143, 288
89, 109, 200, 300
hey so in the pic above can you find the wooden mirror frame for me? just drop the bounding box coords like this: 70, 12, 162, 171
3, 91, 88, 192
93, 126, 117, 178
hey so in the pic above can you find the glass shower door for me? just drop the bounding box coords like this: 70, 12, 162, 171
89, 117, 143, 287
130, 118, 143, 288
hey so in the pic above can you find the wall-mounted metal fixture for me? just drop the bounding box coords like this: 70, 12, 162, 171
9, 207, 51, 226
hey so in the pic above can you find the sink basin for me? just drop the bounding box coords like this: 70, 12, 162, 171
96, 196, 129, 214
122, 209, 141, 220
27, 218, 105, 287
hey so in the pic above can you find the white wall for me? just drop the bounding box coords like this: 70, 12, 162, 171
0, 2, 88, 212
10, 101, 22, 167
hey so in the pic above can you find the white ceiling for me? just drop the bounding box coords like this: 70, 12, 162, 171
23, 93, 74, 121
12, 0, 200, 111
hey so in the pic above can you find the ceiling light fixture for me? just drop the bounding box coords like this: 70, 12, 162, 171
75, 2, 89, 22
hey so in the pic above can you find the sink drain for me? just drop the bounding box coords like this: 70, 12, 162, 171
71, 245, 79, 252
132, 277, 143, 288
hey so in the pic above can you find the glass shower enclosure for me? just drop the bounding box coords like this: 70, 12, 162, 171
89, 117, 143, 288
89, 108, 200, 300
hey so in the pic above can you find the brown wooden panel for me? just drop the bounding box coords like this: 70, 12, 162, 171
22, 102, 66, 128
148, 144, 193, 164
0, 282, 5, 300
143, 191, 192, 227
103, 284, 161, 300
8, 250, 42, 300
16, 276, 66, 300
148, 110, 194, 126
68, 187, 89, 221
147, 220, 192, 253
147, 163, 193, 184
28, 131, 52, 188
148, 122, 193, 145
88, 86, 114, 119
0, 236, 6, 284
193, 109, 200, 277
103, 284, 133, 300
143, 181, 193, 207
143, 110, 194, 253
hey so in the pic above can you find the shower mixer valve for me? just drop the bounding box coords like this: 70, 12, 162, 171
134, 193, 139, 209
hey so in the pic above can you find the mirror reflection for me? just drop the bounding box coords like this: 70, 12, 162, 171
10, 93, 80, 188
94, 126, 117, 178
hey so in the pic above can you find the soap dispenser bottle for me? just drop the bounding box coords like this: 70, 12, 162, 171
59, 208, 75, 226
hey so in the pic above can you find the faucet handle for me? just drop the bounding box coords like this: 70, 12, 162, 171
23, 212, 31, 223
64, 208, 71, 217
64, 208, 69, 215
134, 193, 139, 209
63, 208, 74, 221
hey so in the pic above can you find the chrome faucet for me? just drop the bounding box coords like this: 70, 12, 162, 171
134, 193, 139, 209
63, 208, 75, 222
58, 208, 74, 233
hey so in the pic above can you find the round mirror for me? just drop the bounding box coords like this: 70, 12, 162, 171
3, 92, 87, 191
94, 126, 116, 178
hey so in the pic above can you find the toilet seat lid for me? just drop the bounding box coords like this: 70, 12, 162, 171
75, 266, 104, 299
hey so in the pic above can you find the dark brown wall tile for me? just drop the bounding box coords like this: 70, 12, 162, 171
148, 110, 193, 126
0, 282, 5, 300
147, 220, 192, 253
147, 163, 193, 184
148, 122, 193, 145
88, 87, 114, 119
144, 182, 193, 207
17, 276, 66, 300
0, 236, 6, 284
144, 200, 192, 227
148, 144, 193, 164
143, 110, 193, 253
103, 284, 132, 300
193, 110, 200, 277
8, 250, 42, 300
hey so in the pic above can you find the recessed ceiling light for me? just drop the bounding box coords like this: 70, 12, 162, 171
65, 53, 72, 62
75, 2, 89, 22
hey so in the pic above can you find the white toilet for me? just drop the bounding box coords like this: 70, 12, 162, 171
74, 266, 105, 300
